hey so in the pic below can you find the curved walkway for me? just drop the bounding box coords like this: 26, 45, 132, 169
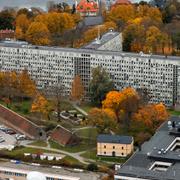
25, 144, 95, 165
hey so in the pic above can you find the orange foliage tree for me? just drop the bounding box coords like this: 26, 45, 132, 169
26, 22, 51, 45
19, 70, 37, 98
133, 103, 169, 130
31, 94, 53, 120
71, 75, 84, 102
88, 108, 117, 133
102, 87, 139, 128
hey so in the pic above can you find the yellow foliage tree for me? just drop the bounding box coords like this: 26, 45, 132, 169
133, 103, 169, 129
15, 26, 24, 40
35, 12, 75, 34
19, 70, 37, 97
31, 94, 53, 120
16, 14, 31, 34
88, 108, 117, 133
106, 5, 135, 24
26, 22, 51, 45
71, 75, 84, 102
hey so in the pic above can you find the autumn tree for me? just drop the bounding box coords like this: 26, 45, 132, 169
44, 84, 65, 121
71, 75, 84, 103
19, 70, 37, 98
102, 87, 140, 129
106, 5, 135, 28
16, 14, 30, 34
133, 103, 169, 130
26, 22, 51, 45
89, 67, 114, 106
15, 26, 24, 40
0, 10, 15, 30
35, 12, 75, 35
88, 108, 117, 133
145, 26, 167, 53
31, 94, 53, 120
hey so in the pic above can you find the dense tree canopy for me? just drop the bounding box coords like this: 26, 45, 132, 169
89, 67, 114, 106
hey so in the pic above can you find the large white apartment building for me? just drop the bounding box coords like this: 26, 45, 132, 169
0, 40, 180, 106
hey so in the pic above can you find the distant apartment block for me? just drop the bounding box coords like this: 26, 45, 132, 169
97, 134, 133, 157
0, 40, 180, 106
83, 30, 122, 52
114, 117, 180, 180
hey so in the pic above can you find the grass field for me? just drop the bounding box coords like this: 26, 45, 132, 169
169, 110, 180, 116
29, 140, 48, 147
81, 149, 127, 164
0, 146, 55, 157
79, 103, 94, 113
0, 100, 31, 116
75, 127, 98, 140
49, 139, 96, 153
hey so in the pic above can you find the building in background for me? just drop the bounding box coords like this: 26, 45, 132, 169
115, 116, 180, 180
0, 29, 14, 40
0, 40, 180, 106
76, 0, 99, 17
97, 134, 133, 157
83, 30, 122, 51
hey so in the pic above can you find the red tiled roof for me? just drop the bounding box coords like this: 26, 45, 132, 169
0, 105, 45, 139
50, 126, 79, 146
77, 0, 99, 13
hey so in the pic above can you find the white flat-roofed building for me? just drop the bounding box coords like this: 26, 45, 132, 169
0, 161, 103, 180
0, 41, 180, 106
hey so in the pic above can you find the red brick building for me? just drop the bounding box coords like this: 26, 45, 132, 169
0, 29, 15, 40
0, 105, 46, 140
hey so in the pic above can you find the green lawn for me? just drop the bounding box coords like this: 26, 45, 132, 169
79, 103, 95, 113
49, 139, 96, 153
169, 110, 180, 116
0, 100, 31, 116
0, 146, 54, 157
75, 127, 98, 140
81, 149, 127, 164
29, 140, 47, 147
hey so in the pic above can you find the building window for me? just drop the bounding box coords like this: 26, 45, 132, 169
122, 147, 124, 150
104, 145, 106, 148
113, 146, 115, 149
122, 153, 124, 156
104, 152, 106, 154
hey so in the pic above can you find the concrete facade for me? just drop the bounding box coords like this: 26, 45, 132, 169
0, 41, 180, 106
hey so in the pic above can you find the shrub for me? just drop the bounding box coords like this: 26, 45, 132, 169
87, 163, 98, 171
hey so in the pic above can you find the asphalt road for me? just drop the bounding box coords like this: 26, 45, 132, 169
0, 130, 16, 149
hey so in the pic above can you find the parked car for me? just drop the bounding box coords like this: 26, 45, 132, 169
15, 134, 26, 140
5, 129, 16, 135
0, 126, 8, 132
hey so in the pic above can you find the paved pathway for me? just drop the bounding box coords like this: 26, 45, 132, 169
72, 103, 88, 116
25, 144, 95, 165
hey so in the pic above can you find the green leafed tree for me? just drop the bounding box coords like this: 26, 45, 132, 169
89, 66, 114, 106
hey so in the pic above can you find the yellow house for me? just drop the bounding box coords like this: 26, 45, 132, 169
97, 134, 134, 157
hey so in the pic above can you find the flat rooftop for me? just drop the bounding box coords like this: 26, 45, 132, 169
0, 40, 180, 62
0, 161, 104, 180
115, 116, 180, 180
83, 31, 120, 50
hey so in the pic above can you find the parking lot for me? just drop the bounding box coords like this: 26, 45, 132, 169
0, 124, 28, 149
